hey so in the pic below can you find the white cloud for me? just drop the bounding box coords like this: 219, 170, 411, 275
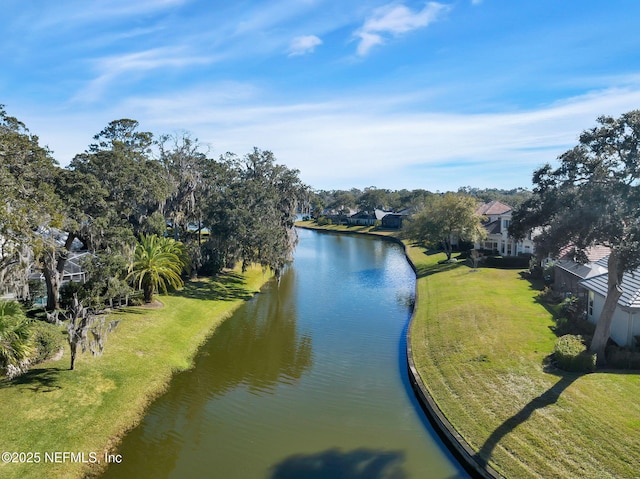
23, 80, 640, 191
288, 35, 323, 56
72, 48, 213, 103
355, 2, 450, 55
356, 32, 386, 57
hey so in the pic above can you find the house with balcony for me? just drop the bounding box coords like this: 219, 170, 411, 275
474, 200, 536, 256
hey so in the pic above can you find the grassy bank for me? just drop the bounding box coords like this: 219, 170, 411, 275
299, 221, 640, 478
408, 245, 640, 478
0, 266, 271, 479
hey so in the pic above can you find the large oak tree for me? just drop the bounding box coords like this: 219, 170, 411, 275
510, 110, 640, 365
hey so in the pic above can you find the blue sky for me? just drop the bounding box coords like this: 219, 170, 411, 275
3, 1, 640, 191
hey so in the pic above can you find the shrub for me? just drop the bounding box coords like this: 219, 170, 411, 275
538, 286, 563, 304
606, 346, 640, 370
559, 296, 578, 317
485, 255, 531, 268
554, 334, 596, 372
553, 315, 595, 338
31, 321, 65, 364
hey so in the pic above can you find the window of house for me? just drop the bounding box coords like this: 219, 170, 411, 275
503, 219, 511, 229
588, 291, 594, 317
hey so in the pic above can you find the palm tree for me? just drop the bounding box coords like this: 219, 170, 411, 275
126, 234, 186, 303
0, 300, 34, 376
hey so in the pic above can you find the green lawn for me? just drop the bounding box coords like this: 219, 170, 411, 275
0, 267, 271, 479
406, 244, 640, 478
298, 221, 640, 478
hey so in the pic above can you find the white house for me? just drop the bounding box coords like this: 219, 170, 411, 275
474, 200, 536, 256
579, 257, 640, 348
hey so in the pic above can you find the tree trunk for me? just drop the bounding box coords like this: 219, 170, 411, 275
589, 252, 624, 366
444, 237, 452, 260
143, 283, 153, 303
43, 266, 61, 311
43, 233, 76, 311
69, 339, 77, 370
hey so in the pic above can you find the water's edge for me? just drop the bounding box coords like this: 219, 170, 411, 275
295, 225, 501, 479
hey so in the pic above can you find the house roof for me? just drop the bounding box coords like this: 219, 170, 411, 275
349, 210, 373, 219
484, 219, 502, 235
555, 246, 612, 280
555, 260, 608, 280
558, 244, 611, 263
375, 209, 389, 220
475, 200, 512, 216
579, 258, 640, 309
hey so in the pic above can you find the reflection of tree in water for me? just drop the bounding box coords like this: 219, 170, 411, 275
101, 267, 313, 479
269, 448, 407, 479
220, 266, 313, 394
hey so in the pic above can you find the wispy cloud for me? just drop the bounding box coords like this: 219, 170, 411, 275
73, 47, 213, 103
49, 80, 638, 190
22, 0, 186, 32
21, 79, 640, 191
288, 35, 323, 56
355, 2, 450, 56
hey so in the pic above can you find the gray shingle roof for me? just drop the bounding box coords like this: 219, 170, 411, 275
580, 268, 640, 309
555, 259, 608, 280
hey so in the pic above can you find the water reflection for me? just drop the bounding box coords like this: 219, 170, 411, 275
269, 448, 407, 479
101, 267, 312, 479
102, 229, 466, 479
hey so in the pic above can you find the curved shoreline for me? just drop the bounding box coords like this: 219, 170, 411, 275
296, 223, 501, 479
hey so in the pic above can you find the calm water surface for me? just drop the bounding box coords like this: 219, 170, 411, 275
102, 228, 467, 479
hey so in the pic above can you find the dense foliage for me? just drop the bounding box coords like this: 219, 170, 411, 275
126, 234, 186, 303
510, 110, 640, 364
0, 106, 308, 374
306, 186, 527, 218
0, 300, 34, 377
403, 193, 486, 260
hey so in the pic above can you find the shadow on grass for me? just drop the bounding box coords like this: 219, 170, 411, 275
0, 367, 65, 393
176, 272, 255, 302
474, 371, 582, 469
268, 448, 408, 479
415, 260, 464, 279
517, 271, 545, 290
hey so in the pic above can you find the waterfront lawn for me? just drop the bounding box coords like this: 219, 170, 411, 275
0, 267, 270, 479
406, 243, 640, 479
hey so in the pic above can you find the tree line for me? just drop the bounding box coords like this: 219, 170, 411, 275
306, 185, 530, 218
0, 106, 306, 373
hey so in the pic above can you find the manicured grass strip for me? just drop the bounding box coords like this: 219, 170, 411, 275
408, 246, 640, 479
295, 220, 396, 237
0, 267, 271, 479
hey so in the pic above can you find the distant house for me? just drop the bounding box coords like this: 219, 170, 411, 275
553, 245, 610, 299
579, 258, 640, 348
474, 200, 536, 256
381, 209, 410, 229
347, 209, 388, 226
321, 207, 357, 225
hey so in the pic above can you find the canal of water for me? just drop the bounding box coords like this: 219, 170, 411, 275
101, 228, 467, 478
